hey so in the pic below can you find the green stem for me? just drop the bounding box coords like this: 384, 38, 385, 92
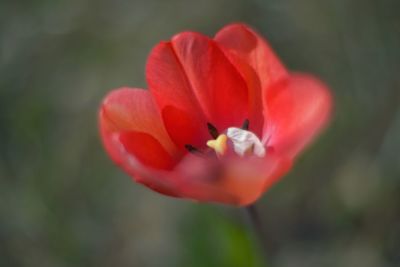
244, 204, 270, 262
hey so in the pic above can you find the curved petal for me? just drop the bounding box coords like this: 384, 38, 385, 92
146, 42, 210, 149
100, 88, 176, 153
265, 73, 333, 158
101, 141, 241, 202
107, 146, 291, 205
215, 49, 264, 135
101, 130, 180, 197
170, 31, 249, 131
119, 131, 176, 170
99, 88, 179, 171
215, 23, 288, 91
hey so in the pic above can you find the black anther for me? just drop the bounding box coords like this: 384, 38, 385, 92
184, 144, 202, 154
241, 119, 249, 130
207, 123, 219, 139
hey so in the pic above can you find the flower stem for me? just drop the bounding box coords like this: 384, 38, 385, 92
244, 204, 270, 261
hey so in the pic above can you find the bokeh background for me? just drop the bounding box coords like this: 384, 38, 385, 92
1, 0, 399, 266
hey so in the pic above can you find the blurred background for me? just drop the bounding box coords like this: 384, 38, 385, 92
1, 0, 399, 266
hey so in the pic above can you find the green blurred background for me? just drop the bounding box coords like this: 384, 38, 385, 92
1, 0, 399, 266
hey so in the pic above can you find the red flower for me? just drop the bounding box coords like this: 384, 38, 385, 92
99, 23, 332, 206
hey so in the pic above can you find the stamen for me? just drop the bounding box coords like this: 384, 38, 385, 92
207, 123, 219, 139
241, 119, 249, 130
184, 144, 202, 155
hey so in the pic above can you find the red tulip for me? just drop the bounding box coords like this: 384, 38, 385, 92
99, 23, 332, 206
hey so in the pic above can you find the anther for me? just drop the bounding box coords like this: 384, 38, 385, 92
241, 119, 249, 130
184, 144, 202, 155
207, 123, 219, 139
206, 134, 228, 156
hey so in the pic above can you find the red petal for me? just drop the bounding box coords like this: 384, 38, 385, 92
215, 23, 288, 91
173, 153, 292, 206
265, 73, 333, 158
100, 88, 176, 154
161, 105, 205, 149
119, 131, 176, 170
170, 32, 249, 130
214, 47, 264, 135
109, 134, 180, 197
146, 42, 209, 148
99, 88, 179, 171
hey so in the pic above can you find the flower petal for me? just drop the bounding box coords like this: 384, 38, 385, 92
215, 23, 288, 90
100, 87, 176, 154
146, 42, 210, 149
174, 153, 292, 206
101, 120, 291, 205
103, 130, 180, 197
119, 131, 176, 170
161, 105, 205, 149
99, 88, 179, 171
170, 31, 249, 131
265, 73, 333, 158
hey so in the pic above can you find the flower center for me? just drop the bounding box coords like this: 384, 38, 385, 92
227, 127, 266, 157
185, 120, 266, 158
206, 128, 266, 157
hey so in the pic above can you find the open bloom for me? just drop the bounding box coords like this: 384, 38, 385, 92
99, 23, 332, 206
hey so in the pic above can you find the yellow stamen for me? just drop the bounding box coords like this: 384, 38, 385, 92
207, 134, 228, 156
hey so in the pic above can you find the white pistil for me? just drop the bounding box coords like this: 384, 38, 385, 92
226, 127, 266, 157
